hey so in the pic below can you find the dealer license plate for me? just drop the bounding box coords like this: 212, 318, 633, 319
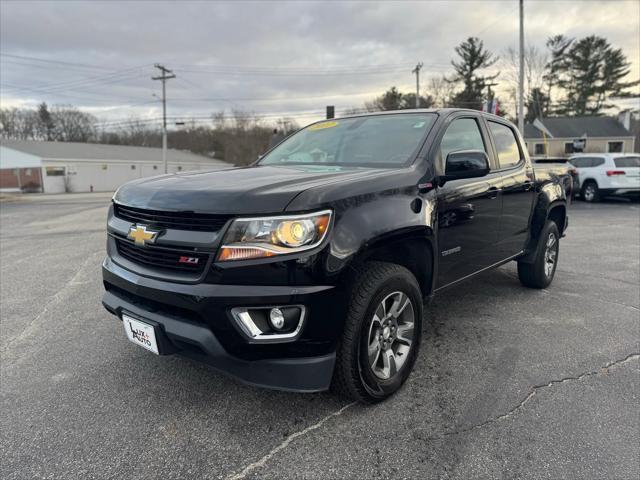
123, 314, 159, 354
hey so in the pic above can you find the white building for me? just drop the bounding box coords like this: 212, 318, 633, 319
0, 140, 230, 193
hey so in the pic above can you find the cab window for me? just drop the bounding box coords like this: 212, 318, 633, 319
488, 121, 521, 168
440, 118, 486, 162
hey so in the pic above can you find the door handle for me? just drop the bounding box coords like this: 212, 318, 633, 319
523, 181, 534, 191
486, 186, 499, 199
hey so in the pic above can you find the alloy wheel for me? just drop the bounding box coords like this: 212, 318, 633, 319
366, 291, 415, 380
544, 232, 558, 277
584, 185, 596, 202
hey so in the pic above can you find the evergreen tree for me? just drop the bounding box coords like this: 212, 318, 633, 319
364, 87, 433, 111
548, 35, 638, 116
37, 102, 55, 140
543, 34, 573, 113
525, 87, 550, 122
448, 37, 498, 110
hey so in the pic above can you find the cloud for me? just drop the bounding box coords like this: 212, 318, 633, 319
1, 0, 638, 125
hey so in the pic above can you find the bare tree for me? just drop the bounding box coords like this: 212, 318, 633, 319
428, 75, 456, 107
211, 110, 272, 165
502, 45, 549, 118
0, 108, 38, 139
51, 105, 97, 142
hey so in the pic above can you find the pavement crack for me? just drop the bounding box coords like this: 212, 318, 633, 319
1, 251, 102, 359
225, 402, 356, 480
443, 353, 640, 438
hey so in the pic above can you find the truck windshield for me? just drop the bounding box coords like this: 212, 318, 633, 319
259, 113, 436, 168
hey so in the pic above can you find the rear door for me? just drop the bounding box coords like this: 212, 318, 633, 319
486, 119, 535, 257
570, 156, 605, 187
435, 114, 503, 288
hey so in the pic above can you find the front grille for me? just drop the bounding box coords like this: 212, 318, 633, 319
114, 203, 231, 232
115, 237, 209, 274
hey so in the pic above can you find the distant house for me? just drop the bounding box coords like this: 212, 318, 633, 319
523, 112, 636, 158
0, 140, 230, 193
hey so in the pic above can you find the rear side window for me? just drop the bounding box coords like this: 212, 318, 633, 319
614, 156, 640, 168
570, 157, 604, 168
488, 121, 521, 168
440, 118, 486, 161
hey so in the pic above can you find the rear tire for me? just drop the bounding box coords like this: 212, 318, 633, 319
517, 220, 560, 289
331, 262, 423, 403
581, 181, 600, 202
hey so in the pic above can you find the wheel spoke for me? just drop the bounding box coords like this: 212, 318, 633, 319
389, 293, 410, 319
368, 337, 381, 367
396, 323, 414, 346
382, 349, 397, 378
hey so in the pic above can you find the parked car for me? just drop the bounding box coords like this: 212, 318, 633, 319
568, 153, 640, 202
102, 109, 571, 403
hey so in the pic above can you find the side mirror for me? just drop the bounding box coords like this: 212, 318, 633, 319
443, 150, 490, 181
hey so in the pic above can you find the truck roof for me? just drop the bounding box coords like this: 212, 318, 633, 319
323, 108, 509, 122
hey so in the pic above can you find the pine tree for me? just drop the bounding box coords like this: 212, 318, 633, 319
448, 37, 498, 111
525, 87, 550, 122
549, 35, 638, 116
37, 102, 55, 140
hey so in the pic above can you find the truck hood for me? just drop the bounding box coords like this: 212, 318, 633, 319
113, 164, 388, 214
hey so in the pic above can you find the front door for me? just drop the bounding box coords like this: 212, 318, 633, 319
435, 116, 503, 288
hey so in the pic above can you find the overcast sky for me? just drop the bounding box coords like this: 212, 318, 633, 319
1, 0, 639, 128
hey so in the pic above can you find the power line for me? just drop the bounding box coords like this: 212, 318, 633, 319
2, 68, 149, 95
0, 53, 114, 71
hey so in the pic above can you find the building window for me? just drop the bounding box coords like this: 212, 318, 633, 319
608, 141, 623, 153
102, 164, 108, 170
153, 165, 158, 170
534, 143, 546, 155
566, 139, 586, 154
131, 165, 136, 170
177, 166, 183, 171
45, 166, 66, 176
25, 169, 32, 175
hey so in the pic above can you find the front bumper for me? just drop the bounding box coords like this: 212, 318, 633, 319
102, 257, 341, 392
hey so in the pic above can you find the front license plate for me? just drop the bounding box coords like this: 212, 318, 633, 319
123, 314, 159, 355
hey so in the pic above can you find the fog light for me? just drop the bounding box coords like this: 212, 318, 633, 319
269, 308, 285, 330
230, 305, 306, 343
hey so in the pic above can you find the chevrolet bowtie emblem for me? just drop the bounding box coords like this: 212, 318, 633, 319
127, 224, 160, 246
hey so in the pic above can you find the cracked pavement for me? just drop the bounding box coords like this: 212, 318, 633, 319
1, 195, 639, 479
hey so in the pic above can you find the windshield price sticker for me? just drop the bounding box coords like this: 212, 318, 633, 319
308, 121, 339, 131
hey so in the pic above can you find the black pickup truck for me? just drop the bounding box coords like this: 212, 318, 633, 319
102, 109, 570, 403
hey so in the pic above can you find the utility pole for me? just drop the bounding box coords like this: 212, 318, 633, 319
412, 62, 424, 109
518, 0, 525, 133
152, 64, 176, 174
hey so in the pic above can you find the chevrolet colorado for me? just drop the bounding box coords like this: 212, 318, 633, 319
102, 109, 570, 403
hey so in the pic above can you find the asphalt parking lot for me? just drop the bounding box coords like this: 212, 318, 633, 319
1, 194, 638, 480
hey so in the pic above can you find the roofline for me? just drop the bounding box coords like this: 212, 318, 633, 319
311, 108, 515, 124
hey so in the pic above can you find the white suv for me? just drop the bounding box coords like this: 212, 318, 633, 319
569, 153, 640, 202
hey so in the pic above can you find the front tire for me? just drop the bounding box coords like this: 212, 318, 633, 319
581, 181, 600, 202
331, 262, 423, 403
517, 220, 560, 289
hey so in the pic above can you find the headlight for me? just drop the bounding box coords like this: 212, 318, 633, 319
218, 210, 332, 261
